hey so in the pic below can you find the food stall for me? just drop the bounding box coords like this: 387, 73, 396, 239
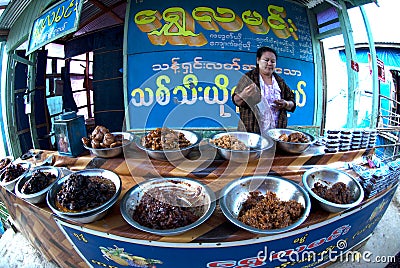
0, 0, 399, 267
0, 139, 399, 267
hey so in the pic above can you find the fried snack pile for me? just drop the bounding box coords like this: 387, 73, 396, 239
210, 135, 249, 150
279, 132, 310, 143
238, 191, 304, 230
141, 127, 192, 150
82, 125, 125, 149
312, 182, 352, 204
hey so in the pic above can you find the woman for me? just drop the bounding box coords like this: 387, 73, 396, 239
232, 46, 296, 136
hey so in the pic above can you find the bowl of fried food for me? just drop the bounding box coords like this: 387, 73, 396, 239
267, 128, 316, 154
82, 125, 134, 158
0, 161, 31, 192
15, 166, 61, 204
219, 175, 311, 235
302, 167, 364, 213
136, 127, 200, 161
120, 177, 216, 236
208, 132, 273, 162
46, 169, 121, 223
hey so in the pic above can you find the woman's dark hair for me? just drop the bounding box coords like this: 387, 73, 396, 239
256, 46, 278, 60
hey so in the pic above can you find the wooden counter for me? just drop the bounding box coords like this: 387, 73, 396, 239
1, 145, 394, 268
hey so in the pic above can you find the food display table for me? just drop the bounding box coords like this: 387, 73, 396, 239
0, 145, 398, 268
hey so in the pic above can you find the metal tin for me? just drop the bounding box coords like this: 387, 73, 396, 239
54, 114, 87, 157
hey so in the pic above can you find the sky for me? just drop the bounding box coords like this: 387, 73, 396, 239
347, 0, 399, 44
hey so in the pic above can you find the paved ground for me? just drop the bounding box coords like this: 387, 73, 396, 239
0, 187, 399, 268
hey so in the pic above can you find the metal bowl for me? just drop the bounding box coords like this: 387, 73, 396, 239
15, 166, 61, 204
208, 132, 273, 162
0, 161, 31, 192
52, 199, 115, 224
136, 129, 201, 161
0, 156, 13, 173
83, 132, 135, 158
302, 167, 364, 213
219, 175, 311, 235
46, 169, 121, 220
267, 128, 316, 154
120, 177, 216, 236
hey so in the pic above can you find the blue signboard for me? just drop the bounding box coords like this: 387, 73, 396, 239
56, 186, 396, 268
27, 0, 83, 55
126, 0, 315, 130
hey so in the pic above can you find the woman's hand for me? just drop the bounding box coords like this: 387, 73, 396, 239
233, 83, 258, 106
273, 99, 292, 110
238, 83, 257, 100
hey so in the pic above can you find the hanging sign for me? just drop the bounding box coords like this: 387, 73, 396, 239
351, 60, 359, 72
368, 53, 385, 82
377, 58, 385, 82
26, 0, 83, 55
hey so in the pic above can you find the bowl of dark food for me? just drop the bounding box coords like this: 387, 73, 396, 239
0, 161, 31, 192
267, 128, 316, 154
120, 177, 216, 236
302, 167, 364, 213
46, 169, 121, 223
219, 175, 311, 235
136, 127, 201, 161
208, 132, 273, 162
15, 166, 61, 204
82, 125, 134, 158
0, 157, 13, 172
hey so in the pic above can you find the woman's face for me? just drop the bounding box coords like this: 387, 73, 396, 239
257, 51, 276, 77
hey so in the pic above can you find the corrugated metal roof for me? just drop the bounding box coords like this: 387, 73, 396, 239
74, 1, 126, 37
0, 0, 32, 29
5, 0, 53, 51
0, 0, 126, 31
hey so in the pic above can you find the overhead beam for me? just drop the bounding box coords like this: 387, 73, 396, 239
89, 0, 124, 23
77, 0, 125, 30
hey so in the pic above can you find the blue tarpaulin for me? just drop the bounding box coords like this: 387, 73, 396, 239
339, 47, 400, 68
